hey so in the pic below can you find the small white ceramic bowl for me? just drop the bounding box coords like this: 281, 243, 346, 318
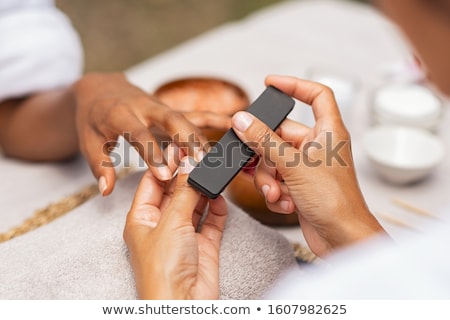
362, 125, 445, 185
372, 83, 442, 131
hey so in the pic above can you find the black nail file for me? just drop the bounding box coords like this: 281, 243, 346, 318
188, 85, 294, 199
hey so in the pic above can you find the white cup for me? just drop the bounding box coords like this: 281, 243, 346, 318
372, 83, 442, 131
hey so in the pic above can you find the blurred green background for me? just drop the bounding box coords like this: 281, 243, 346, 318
55, 0, 369, 73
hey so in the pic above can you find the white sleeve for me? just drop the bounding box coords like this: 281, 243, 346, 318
0, 0, 84, 102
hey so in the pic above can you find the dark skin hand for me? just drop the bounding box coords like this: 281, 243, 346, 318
0, 72, 231, 195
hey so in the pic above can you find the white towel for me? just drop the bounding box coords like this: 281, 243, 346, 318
0, 171, 296, 299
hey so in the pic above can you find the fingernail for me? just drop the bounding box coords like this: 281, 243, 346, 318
180, 157, 196, 174
157, 166, 172, 181
233, 112, 253, 132
98, 176, 107, 196
147, 220, 158, 229
261, 185, 270, 197
280, 200, 290, 211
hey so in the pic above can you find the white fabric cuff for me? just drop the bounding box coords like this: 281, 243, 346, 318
0, 3, 84, 102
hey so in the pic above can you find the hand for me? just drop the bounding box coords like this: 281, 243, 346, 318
123, 157, 228, 299
73, 73, 230, 196
231, 75, 386, 257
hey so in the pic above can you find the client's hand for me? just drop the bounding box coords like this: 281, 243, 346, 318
73, 73, 230, 196
123, 157, 228, 299
231, 75, 386, 257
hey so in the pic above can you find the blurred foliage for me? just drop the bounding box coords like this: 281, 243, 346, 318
56, 0, 370, 72
56, 0, 284, 72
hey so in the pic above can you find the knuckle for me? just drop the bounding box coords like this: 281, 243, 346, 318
74, 73, 102, 91
318, 83, 335, 99
251, 125, 273, 147
130, 128, 152, 143
131, 95, 157, 113
175, 182, 190, 194
165, 110, 187, 125
173, 183, 194, 201
310, 82, 338, 106
101, 101, 129, 128
164, 111, 192, 134
110, 101, 129, 115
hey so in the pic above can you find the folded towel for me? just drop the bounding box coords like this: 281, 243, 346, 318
0, 171, 296, 299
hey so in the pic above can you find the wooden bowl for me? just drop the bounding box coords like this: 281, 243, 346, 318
154, 76, 249, 142
154, 76, 249, 114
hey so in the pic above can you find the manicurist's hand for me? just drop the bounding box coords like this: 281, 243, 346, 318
231, 75, 386, 257
73, 73, 230, 196
123, 157, 228, 300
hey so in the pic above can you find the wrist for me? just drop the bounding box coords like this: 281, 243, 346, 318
134, 263, 191, 300
138, 275, 189, 300
333, 207, 387, 251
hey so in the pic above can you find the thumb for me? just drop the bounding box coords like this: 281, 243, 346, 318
161, 157, 200, 223
232, 111, 300, 178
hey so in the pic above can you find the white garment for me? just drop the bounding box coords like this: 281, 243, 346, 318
265, 219, 450, 299
0, 0, 83, 102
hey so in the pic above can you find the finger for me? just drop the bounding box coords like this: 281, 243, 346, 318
160, 157, 199, 223
159, 172, 178, 212
163, 143, 183, 174
193, 195, 209, 231
80, 129, 117, 196
130, 169, 165, 211
200, 195, 228, 251
261, 180, 296, 214
160, 153, 196, 206
254, 158, 280, 204
117, 115, 172, 181
143, 104, 209, 162
265, 75, 343, 129
276, 119, 311, 149
231, 111, 300, 178
124, 170, 165, 245
183, 111, 232, 131
265, 194, 296, 214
